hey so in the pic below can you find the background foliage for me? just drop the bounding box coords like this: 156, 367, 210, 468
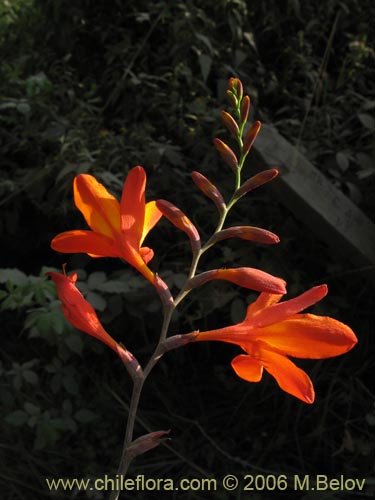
1, 0, 374, 498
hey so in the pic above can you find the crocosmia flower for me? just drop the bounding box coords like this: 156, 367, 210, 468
51, 166, 162, 284
47, 271, 119, 353
191, 285, 357, 403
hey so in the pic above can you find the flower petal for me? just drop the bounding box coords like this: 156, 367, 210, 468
74, 175, 121, 238
256, 347, 315, 404
139, 246, 154, 264
141, 201, 163, 245
120, 166, 146, 248
256, 314, 358, 359
46, 271, 119, 353
231, 354, 263, 382
51, 230, 120, 258
122, 244, 156, 283
245, 292, 283, 318
247, 285, 328, 328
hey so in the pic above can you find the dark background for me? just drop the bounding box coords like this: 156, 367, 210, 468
1, 1, 374, 499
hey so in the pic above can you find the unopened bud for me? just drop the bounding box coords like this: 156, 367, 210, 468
242, 121, 261, 156
234, 169, 279, 199
221, 110, 239, 138
229, 78, 243, 100
240, 95, 250, 124
213, 138, 238, 172
156, 200, 201, 253
226, 90, 238, 109
187, 267, 286, 294
127, 430, 171, 459
191, 171, 226, 212
212, 226, 280, 245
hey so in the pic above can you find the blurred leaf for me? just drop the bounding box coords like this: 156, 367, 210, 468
74, 409, 97, 424
5, 410, 28, 426
357, 113, 375, 131
0, 268, 28, 285
64, 333, 84, 355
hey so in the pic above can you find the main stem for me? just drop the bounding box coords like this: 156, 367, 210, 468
110, 97, 247, 500
108, 306, 173, 500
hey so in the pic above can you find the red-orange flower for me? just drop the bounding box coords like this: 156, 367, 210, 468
46, 271, 126, 357
51, 167, 162, 284
191, 285, 357, 403
47, 271, 141, 376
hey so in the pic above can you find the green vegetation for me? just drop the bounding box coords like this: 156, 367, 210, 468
1, 1, 374, 499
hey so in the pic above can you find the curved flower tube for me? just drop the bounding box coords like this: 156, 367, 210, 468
51, 167, 162, 284
47, 271, 141, 378
190, 285, 357, 403
46, 272, 125, 356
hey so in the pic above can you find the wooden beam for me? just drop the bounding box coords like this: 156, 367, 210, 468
252, 124, 375, 268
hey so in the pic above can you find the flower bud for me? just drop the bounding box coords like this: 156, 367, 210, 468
212, 226, 280, 245
242, 121, 261, 156
156, 200, 201, 253
221, 110, 239, 138
240, 95, 250, 124
191, 171, 226, 212
127, 430, 171, 459
213, 138, 238, 172
226, 90, 238, 108
229, 78, 243, 100
234, 169, 279, 199
187, 267, 286, 294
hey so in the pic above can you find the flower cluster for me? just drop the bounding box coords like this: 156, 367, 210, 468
48, 78, 357, 405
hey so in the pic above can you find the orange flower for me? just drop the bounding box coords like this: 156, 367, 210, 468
47, 271, 120, 353
191, 285, 357, 403
51, 167, 162, 284
47, 271, 140, 374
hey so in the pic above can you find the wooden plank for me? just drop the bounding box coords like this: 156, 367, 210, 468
252, 123, 375, 267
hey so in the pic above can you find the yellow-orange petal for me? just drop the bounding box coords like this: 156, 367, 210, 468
245, 292, 283, 318
122, 244, 155, 283
141, 201, 163, 245
46, 271, 119, 353
120, 166, 146, 248
51, 230, 121, 258
256, 314, 358, 359
255, 347, 315, 404
231, 354, 263, 382
247, 285, 328, 328
74, 174, 121, 239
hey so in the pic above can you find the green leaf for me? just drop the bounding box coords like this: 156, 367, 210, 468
5, 410, 28, 426
0, 268, 28, 286
22, 370, 39, 385
64, 333, 84, 355
95, 280, 130, 293
63, 373, 79, 395
87, 271, 107, 289
86, 291, 106, 311
358, 113, 375, 131
24, 402, 40, 415
74, 409, 97, 423
198, 54, 212, 83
